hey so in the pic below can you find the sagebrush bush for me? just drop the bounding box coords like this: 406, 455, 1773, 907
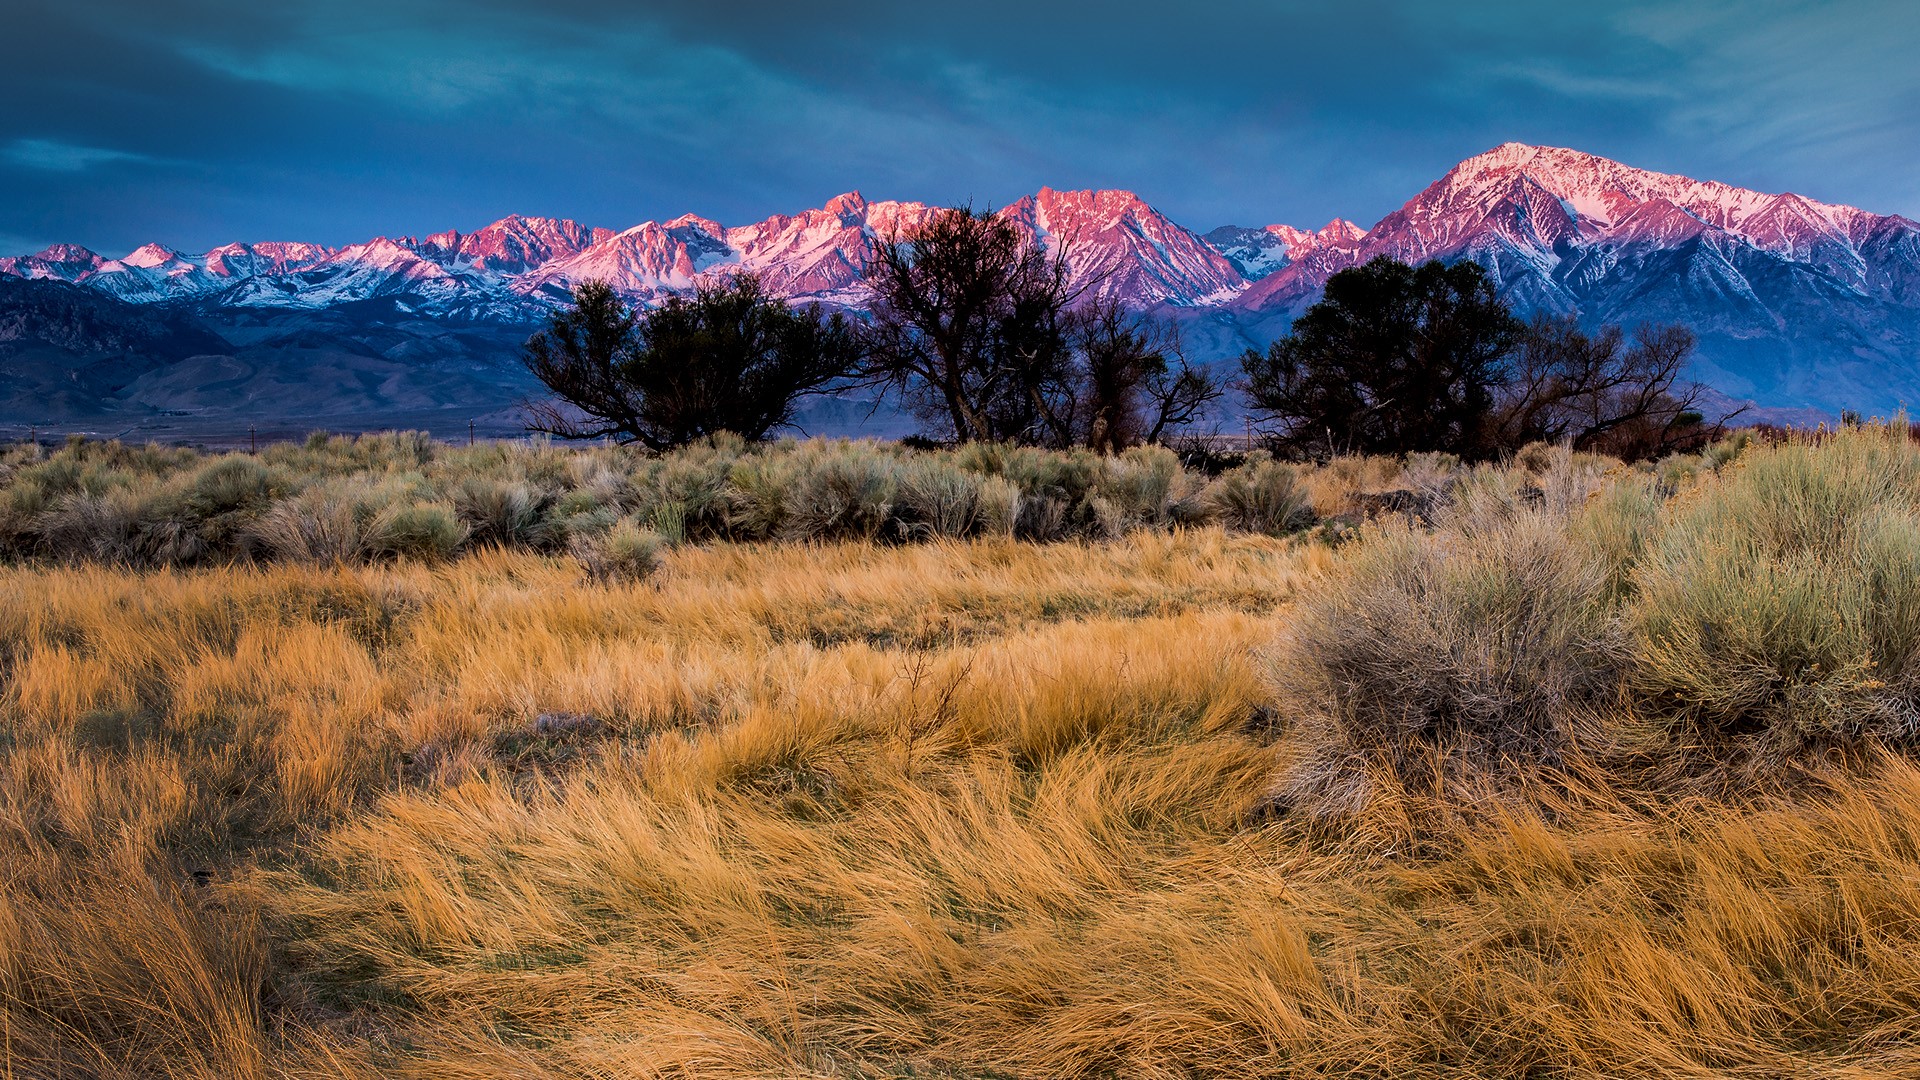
571, 516, 667, 582
896, 456, 985, 538
1263, 425, 1920, 811
1571, 470, 1667, 596
33, 490, 147, 564
249, 488, 368, 563
0, 428, 1655, 566
642, 433, 743, 538
1269, 505, 1621, 818
724, 453, 796, 540
365, 502, 468, 561
1628, 425, 1920, 759
1095, 445, 1183, 533
452, 477, 551, 549
782, 441, 899, 540
1205, 457, 1313, 536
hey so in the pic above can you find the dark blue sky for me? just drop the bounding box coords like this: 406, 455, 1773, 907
5, 1, 1917, 258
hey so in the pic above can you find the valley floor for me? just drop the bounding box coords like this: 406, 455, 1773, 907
4, 531, 1919, 1077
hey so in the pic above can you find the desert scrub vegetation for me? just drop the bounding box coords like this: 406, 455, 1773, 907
10, 426, 1920, 1076
1269, 424, 1920, 823
0, 433, 1331, 569
0, 430, 1535, 572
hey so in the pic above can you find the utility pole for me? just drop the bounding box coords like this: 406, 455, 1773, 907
469, 419, 475, 447
249, 424, 256, 454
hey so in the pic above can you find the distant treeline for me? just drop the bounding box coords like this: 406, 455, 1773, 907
523, 205, 1722, 462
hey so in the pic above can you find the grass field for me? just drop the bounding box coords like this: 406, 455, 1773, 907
6, 430, 1920, 1077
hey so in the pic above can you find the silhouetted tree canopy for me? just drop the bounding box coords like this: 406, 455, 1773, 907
523, 275, 861, 450
1241, 256, 1521, 458
1242, 256, 1719, 460
862, 207, 1219, 448
1495, 314, 1720, 459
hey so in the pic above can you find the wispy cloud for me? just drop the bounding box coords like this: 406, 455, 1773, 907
2, 138, 156, 172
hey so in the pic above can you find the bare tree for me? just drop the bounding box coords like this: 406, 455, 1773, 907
1497, 314, 1725, 459
1063, 299, 1221, 452
861, 206, 1079, 443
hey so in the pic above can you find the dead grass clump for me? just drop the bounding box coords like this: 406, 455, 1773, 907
0, 840, 273, 1079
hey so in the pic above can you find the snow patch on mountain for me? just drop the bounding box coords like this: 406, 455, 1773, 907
1203, 220, 1366, 280
8, 146, 1920, 414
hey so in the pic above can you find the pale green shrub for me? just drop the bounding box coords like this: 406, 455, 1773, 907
1628, 426, 1920, 756
1571, 472, 1666, 596
1094, 445, 1181, 531
642, 435, 742, 539
897, 457, 984, 539
572, 516, 665, 582
1205, 459, 1313, 536
782, 442, 899, 541
452, 478, 552, 548
975, 476, 1021, 538
726, 455, 798, 541
249, 490, 368, 563
365, 503, 468, 561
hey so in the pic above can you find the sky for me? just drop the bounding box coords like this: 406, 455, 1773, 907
4, 1, 1918, 258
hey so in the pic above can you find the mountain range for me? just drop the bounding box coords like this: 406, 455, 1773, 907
5, 142, 1917, 439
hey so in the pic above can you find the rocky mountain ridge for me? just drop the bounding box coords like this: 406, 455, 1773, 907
7, 143, 1920, 414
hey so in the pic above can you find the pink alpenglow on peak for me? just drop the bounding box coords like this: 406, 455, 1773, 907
121, 243, 186, 269
999, 188, 1248, 306
1204, 219, 1367, 280
421, 215, 614, 276
1390, 142, 1891, 271
4, 142, 1919, 415
201, 242, 335, 278
1232, 141, 1920, 318
0, 187, 1342, 313
0, 244, 107, 283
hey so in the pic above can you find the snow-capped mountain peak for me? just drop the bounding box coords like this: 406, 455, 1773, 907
8, 146, 1920, 415
201, 241, 334, 278
422, 215, 612, 276
995, 188, 1247, 306
121, 243, 186, 270
822, 191, 870, 219
1203, 219, 1368, 280
0, 244, 106, 283
1427, 142, 1885, 259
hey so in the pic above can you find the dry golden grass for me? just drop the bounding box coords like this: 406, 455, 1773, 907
3, 519, 1920, 1077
